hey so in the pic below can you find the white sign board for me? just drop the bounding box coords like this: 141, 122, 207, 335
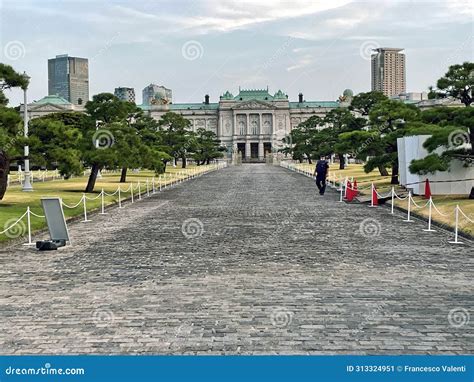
41, 197, 70, 242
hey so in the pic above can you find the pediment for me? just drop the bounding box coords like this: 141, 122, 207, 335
232, 100, 274, 110
29, 103, 71, 112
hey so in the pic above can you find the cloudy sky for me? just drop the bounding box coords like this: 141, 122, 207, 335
0, 0, 472, 106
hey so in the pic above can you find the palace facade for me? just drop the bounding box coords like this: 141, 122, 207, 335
140, 88, 341, 161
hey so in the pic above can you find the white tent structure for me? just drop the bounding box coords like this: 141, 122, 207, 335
398, 135, 473, 195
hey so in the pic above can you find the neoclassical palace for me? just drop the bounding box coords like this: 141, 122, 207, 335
140, 88, 340, 161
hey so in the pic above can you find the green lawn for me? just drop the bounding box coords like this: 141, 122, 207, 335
0, 164, 217, 243
293, 162, 474, 236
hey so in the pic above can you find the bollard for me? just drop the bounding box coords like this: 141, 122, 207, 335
118, 187, 123, 208
404, 192, 412, 222
152, 177, 155, 194
390, 187, 395, 214
100, 189, 106, 215
25, 206, 33, 245
82, 194, 90, 222
159, 175, 162, 191
138, 182, 142, 200
146, 179, 150, 197
423, 197, 436, 232
130, 183, 134, 203
448, 205, 463, 244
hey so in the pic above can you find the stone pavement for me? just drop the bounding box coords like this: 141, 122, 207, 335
0, 164, 472, 354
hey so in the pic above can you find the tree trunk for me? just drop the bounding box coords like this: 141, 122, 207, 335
206, 158, 210, 165
85, 163, 100, 193
378, 165, 389, 177
0, 152, 10, 200
181, 156, 187, 168
120, 167, 127, 183
307, 157, 312, 165
391, 161, 399, 185
469, 187, 474, 199
338, 153, 345, 170
163, 161, 167, 173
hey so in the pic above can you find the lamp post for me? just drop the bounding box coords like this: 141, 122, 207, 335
22, 71, 33, 191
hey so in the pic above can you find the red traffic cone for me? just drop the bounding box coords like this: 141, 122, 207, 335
424, 179, 431, 199
371, 183, 379, 206
347, 181, 355, 201
353, 180, 358, 198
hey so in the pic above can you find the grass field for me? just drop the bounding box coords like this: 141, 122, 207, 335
0, 164, 217, 244
294, 162, 474, 236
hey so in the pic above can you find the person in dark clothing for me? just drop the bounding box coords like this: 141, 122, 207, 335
313, 157, 329, 195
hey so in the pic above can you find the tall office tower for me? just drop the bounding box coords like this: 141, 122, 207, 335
48, 54, 89, 105
142, 84, 172, 105
114, 87, 136, 103
371, 48, 406, 97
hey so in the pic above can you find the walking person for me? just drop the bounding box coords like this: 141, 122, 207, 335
313, 157, 329, 195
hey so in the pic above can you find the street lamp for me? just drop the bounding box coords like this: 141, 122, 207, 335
22, 71, 33, 191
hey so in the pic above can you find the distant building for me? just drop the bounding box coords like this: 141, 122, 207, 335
371, 48, 406, 97
48, 54, 89, 105
391, 92, 428, 102
114, 87, 135, 103
20, 95, 85, 119
139, 87, 340, 161
142, 84, 172, 105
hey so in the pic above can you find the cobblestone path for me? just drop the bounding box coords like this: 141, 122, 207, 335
1, 164, 472, 354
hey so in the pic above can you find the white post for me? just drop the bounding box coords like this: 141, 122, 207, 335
404, 192, 412, 222
100, 189, 106, 215
118, 187, 122, 208
152, 177, 155, 194
146, 179, 150, 197
22, 73, 33, 192
369, 183, 376, 208
138, 182, 142, 200
130, 183, 134, 203
82, 194, 89, 222
391, 187, 395, 214
26, 206, 32, 245
423, 197, 436, 232
344, 177, 348, 198
449, 205, 463, 244
339, 182, 343, 202
159, 175, 162, 191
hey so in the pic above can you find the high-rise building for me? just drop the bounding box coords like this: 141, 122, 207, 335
114, 87, 135, 103
48, 54, 89, 105
142, 84, 172, 105
371, 48, 406, 97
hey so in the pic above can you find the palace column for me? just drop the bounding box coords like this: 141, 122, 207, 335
245, 113, 250, 159
258, 113, 264, 160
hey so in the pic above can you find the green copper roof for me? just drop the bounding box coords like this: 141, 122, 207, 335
34, 95, 72, 105
234, 88, 274, 101
170, 103, 219, 110
289, 101, 339, 109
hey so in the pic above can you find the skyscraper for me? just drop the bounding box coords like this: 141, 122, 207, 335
48, 54, 89, 105
142, 84, 172, 105
371, 48, 406, 97
114, 87, 135, 103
